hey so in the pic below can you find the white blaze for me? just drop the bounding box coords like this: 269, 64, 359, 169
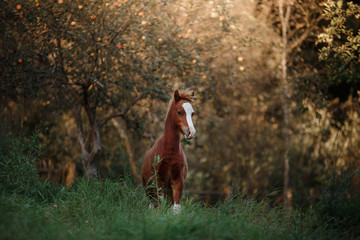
182, 102, 196, 138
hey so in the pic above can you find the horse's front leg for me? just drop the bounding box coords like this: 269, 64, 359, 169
171, 179, 183, 213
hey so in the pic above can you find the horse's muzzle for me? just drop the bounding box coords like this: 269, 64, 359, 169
184, 128, 196, 140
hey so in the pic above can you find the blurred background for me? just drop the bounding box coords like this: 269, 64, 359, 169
1, 0, 359, 208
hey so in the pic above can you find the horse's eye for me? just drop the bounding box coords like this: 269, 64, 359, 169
177, 111, 182, 116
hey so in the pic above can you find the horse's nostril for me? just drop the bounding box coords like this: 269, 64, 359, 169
183, 129, 190, 136
185, 132, 194, 139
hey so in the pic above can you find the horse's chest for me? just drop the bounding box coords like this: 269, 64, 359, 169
158, 157, 185, 181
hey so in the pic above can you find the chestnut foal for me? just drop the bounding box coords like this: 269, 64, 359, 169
141, 90, 196, 213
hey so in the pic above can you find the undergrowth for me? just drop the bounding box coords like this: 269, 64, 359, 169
0, 132, 358, 240
0, 179, 333, 240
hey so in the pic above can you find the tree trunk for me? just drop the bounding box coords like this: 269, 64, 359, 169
73, 104, 101, 180
71, 92, 146, 180
246, 149, 255, 197
279, 0, 291, 208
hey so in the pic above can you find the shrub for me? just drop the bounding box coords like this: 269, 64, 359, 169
316, 163, 360, 238
318, 0, 360, 99
0, 131, 43, 198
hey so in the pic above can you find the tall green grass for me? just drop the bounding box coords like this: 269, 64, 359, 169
0, 177, 341, 240
0, 131, 358, 240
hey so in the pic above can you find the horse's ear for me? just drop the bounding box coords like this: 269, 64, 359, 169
174, 90, 181, 102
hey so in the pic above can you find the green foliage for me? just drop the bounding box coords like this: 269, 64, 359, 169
0, 131, 43, 197
318, 0, 360, 95
316, 163, 360, 237
146, 154, 164, 204
0, 129, 62, 203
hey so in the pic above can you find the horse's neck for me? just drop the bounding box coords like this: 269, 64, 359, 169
162, 113, 181, 153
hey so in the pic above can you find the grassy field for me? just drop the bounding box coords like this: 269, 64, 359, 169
1, 133, 359, 240
0, 178, 346, 240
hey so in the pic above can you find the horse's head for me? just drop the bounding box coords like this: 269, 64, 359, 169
173, 90, 196, 140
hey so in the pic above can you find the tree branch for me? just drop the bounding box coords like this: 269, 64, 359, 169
95, 15, 132, 51
99, 92, 147, 129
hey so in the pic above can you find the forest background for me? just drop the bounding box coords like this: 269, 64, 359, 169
1, 0, 360, 211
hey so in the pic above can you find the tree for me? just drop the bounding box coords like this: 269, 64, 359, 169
1, 0, 206, 179
279, 0, 292, 208
273, 0, 323, 206
318, 0, 360, 100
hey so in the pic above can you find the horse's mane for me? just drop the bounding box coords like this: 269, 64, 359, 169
166, 89, 195, 115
